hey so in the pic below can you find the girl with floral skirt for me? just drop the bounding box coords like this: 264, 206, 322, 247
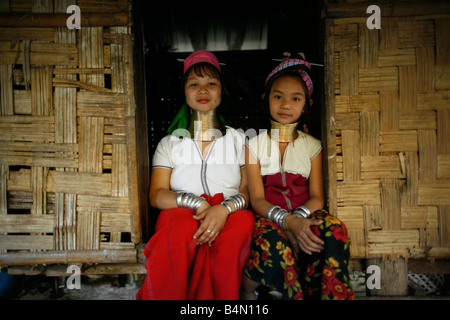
241, 55, 355, 300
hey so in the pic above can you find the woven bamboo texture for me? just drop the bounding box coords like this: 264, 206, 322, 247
325, 2, 450, 259
0, 0, 147, 264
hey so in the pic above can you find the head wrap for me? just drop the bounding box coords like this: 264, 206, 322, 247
167, 50, 226, 135
265, 58, 313, 97
183, 50, 221, 74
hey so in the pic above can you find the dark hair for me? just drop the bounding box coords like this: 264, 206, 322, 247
262, 69, 312, 131
182, 62, 222, 88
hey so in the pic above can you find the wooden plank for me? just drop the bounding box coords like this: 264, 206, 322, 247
0, 249, 137, 266
47, 171, 112, 196
380, 91, 399, 132
361, 155, 405, 180
401, 206, 438, 229
341, 130, 361, 181
360, 112, 379, 156
123, 34, 141, 244
0, 12, 128, 27
359, 22, 378, 68
79, 117, 104, 173
334, 23, 358, 51
100, 213, 131, 233
0, 116, 54, 142
380, 131, 418, 152
0, 215, 54, 233
77, 211, 100, 249
418, 130, 437, 180
403, 152, 419, 206
0, 235, 53, 250
0, 65, 13, 115
336, 205, 363, 229
399, 65, 417, 113
435, 65, 450, 90
326, 2, 450, 18
14, 90, 32, 115
337, 180, 381, 206
350, 94, 380, 112
399, 111, 436, 130
416, 47, 435, 92
435, 19, 450, 65
438, 155, 450, 178
334, 112, 359, 130
418, 91, 450, 110
0, 27, 54, 41
339, 49, 359, 95
367, 230, 420, 257
377, 49, 416, 66
418, 180, 450, 205
437, 110, 450, 154
79, 27, 104, 87
77, 195, 129, 213
398, 20, 435, 48
380, 178, 402, 230
439, 206, 450, 247
359, 67, 398, 92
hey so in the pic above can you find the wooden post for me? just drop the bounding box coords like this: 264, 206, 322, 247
366, 257, 409, 296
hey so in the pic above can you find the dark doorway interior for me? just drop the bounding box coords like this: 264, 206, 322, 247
141, 1, 324, 237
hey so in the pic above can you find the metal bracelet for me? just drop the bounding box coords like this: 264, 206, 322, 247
223, 193, 247, 213
267, 205, 289, 229
293, 205, 311, 219
222, 202, 233, 214
177, 192, 205, 211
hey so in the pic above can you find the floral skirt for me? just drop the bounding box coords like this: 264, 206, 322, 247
243, 210, 355, 300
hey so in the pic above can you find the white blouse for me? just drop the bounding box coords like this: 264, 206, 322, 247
152, 127, 245, 198
247, 130, 322, 178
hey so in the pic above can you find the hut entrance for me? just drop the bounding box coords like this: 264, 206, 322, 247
142, 1, 324, 235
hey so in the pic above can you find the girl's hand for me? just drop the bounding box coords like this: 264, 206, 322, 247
193, 205, 229, 246
286, 215, 324, 255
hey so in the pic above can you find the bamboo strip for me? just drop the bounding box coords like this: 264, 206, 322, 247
0, 215, 53, 233
0, 65, 13, 115
380, 178, 402, 230
361, 155, 404, 180
418, 91, 450, 110
0, 12, 128, 27
418, 180, 450, 205
360, 112, 379, 156
377, 49, 416, 66
380, 91, 399, 132
342, 129, 361, 181
337, 180, 381, 206
401, 206, 438, 229
0, 235, 54, 250
380, 131, 418, 152
359, 67, 398, 92
0, 249, 137, 266
418, 130, 437, 180
435, 65, 450, 90
367, 230, 421, 257
47, 171, 112, 196
438, 155, 450, 178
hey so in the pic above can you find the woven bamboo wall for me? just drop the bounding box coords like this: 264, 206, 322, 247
0, 0, 148, 265
324, 1, 450, 260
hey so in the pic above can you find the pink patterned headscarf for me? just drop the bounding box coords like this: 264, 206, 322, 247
265, 58, 313, 97
183, 50, 221, 74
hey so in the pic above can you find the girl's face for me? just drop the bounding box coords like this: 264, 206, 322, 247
184, 69, 222, 113
269, 75, 307, 125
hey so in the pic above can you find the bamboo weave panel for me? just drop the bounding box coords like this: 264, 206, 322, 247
330, 14, 450, 259
0, 1, 135, 256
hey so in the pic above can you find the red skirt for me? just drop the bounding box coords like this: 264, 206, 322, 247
136, 193, 254, 300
